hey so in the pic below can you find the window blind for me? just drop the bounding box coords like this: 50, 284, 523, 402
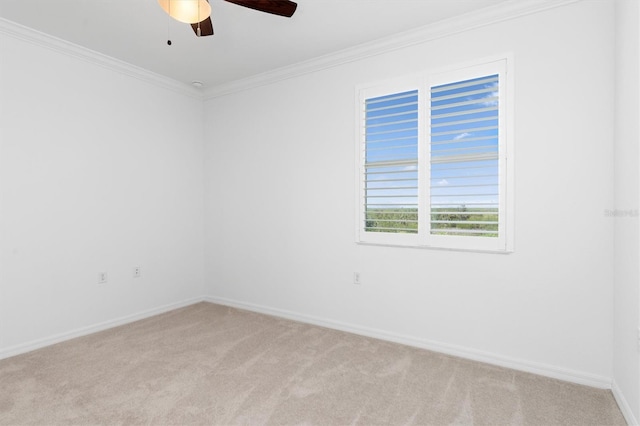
429, 74, 499, 237
364, 90, 419, 233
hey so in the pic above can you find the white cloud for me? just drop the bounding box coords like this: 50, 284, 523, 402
437, 179, 449, 186
482, 92, 499, 106
454, 132, 471, 140
483, 82, 499, 106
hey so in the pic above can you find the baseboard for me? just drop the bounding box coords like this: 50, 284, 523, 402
613, 380, 639, 426
204, 295, 612, 390
0, 297, 205, 361
1, 294, 614, 392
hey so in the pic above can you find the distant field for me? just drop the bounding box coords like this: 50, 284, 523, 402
365, 207, 498, 237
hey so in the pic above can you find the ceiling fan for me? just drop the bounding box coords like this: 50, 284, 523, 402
158, 0, 298, 37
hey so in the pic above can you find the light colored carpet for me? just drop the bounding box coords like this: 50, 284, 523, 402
0, 302, 626, 425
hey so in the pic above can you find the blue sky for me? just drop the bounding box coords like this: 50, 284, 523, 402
364, 75, 499, 213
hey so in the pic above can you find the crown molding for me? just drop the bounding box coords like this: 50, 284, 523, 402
203, 0, 579, 100
0, 0, 580, 102
0, 17, 203, 100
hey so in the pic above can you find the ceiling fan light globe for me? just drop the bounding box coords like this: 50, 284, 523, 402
158, 0, 211, 24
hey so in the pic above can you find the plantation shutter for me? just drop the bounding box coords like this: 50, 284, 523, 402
363, 90, 419, 233
429, 74, 500, 237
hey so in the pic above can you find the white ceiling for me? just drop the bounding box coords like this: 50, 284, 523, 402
0, 0, 508, 89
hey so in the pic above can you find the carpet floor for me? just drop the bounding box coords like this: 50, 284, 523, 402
0, 302, 627, 425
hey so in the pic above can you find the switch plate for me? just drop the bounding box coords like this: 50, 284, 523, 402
354, 272, 361, 285
98, 272, 108, 284
133, 266, 141, 278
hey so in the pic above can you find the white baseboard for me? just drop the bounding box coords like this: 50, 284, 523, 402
204, 295, 612, 390
0, 294, 615, 393
0, 297, 205, 361
613, 380, 639, 426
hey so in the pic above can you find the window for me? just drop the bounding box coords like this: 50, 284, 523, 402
356, 58, 513, 252
362, 89, 419, 235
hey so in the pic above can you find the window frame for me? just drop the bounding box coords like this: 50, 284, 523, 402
355, 56, 514, 253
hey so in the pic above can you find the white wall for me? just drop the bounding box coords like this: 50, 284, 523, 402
204, 1, 616, 385
614, 0, 640, 422
0, 33, 205, 354
0, 0, 629, 409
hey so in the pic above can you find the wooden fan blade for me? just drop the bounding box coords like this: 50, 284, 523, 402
191, 16, 214, 37
224, 0, 297, 17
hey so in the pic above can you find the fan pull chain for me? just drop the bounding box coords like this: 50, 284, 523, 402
166, 0, 172, 45
196, 0, 202, 37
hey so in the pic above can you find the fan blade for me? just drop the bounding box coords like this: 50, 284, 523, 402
191, 16, 214, 36
224, 0, 297, 17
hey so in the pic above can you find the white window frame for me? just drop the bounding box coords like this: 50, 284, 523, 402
355, 56, 514, 253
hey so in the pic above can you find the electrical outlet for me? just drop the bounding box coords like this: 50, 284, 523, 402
98, 272, 108, 284
133, 266, 141, 278
353, 272, 361, 285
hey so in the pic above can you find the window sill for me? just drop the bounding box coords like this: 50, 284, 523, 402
355, 240, 514, 254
